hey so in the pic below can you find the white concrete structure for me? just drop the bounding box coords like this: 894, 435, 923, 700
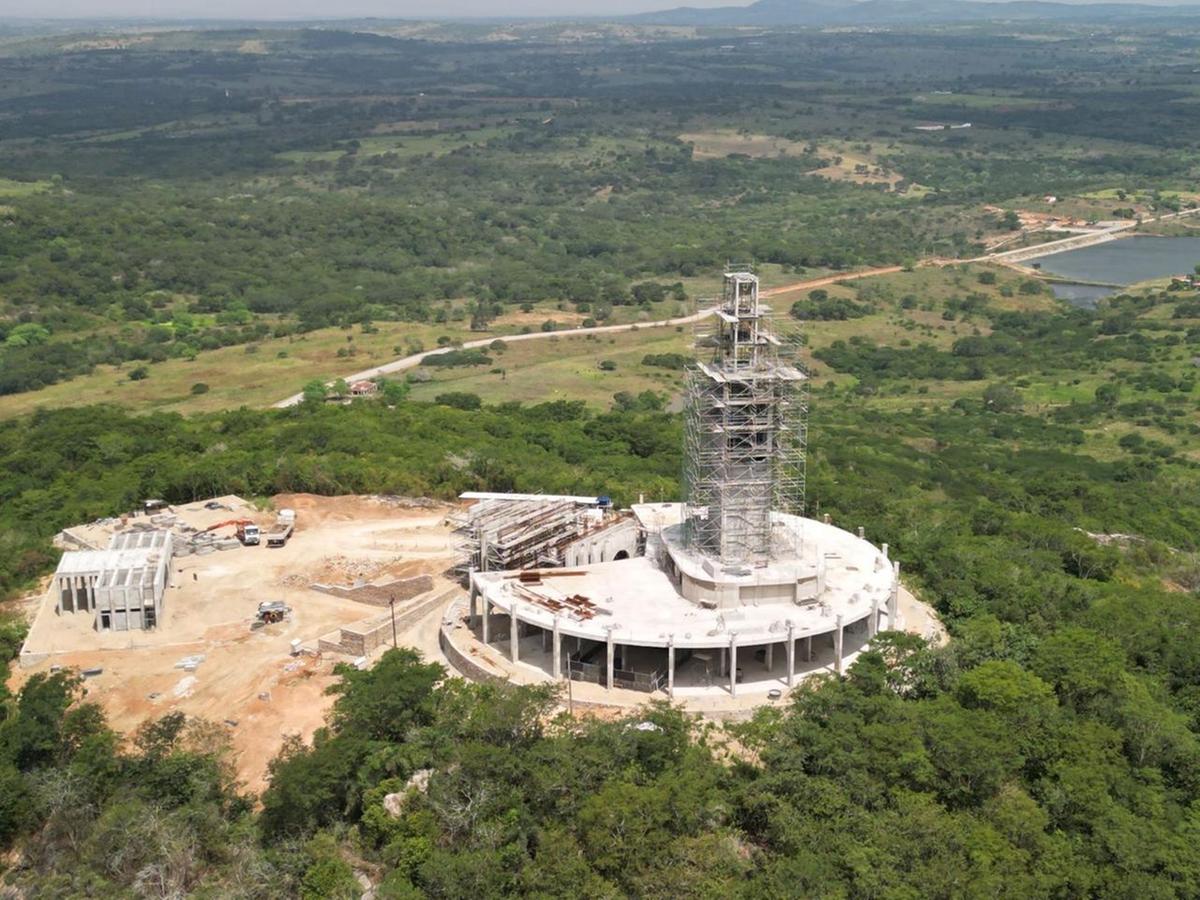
53, 530, 173, 631
467, 511, 897, 699
446, 267, 902, 707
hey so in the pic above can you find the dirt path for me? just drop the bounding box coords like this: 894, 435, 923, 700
271, 309, 713, 408
269, 266, 921, 408
758, 265, 906, 298
271, 205, 1200, 410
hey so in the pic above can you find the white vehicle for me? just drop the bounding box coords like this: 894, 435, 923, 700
266, 509, 296, 547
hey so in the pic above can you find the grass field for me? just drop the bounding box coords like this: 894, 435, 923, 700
910, 92, 1060, 110
0, 320, 475, 418
678, 130, 811, 160
277, 126, 515, 163
0, 178, 51, 197
407, 327, 694, 407
4, 260, 1194, 472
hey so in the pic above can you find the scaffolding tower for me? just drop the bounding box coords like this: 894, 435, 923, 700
683, 267, 808, 564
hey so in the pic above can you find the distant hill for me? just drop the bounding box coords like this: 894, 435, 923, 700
636, 0, 1200, 26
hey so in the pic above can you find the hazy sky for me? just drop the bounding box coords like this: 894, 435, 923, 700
4, 0, 1196, 20
5, 0, 746, 18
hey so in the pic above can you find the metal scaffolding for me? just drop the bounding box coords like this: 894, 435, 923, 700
451, 499, 587, 574
683, 267, 808, 564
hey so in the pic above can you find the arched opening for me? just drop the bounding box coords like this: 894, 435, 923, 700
613, 549, 630, 561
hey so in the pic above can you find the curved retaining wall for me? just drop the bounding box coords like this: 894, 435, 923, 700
438, 611, 760, 722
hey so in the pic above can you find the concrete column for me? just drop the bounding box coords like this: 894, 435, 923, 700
881, 542, 889, 559
719, 646, 726, 678
552, 617, 562, 681
606, 630, 614, 691
870, 595, 880, 638
835, 614, 844, 677
510, 604, 520, 663
468, 583, 479, 627
804, 635, 812, 662
857, 526, 865, 539
729, 634, 738, 698
667, 635, 675, 700
888, 560, 901, 627
482, 597, 490, 643
541, 628, 550, 652
787, 623, 796, 687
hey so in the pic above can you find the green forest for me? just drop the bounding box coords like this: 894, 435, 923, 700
1, 16, 1200, 899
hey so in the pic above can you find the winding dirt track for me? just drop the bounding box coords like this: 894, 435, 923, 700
270, 267, 921, 409
272, 309, 714, 408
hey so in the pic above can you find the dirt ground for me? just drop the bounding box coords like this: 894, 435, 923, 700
13, 494, 460, 794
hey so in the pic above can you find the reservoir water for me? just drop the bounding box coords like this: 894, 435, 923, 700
1027, 235, 1200, 307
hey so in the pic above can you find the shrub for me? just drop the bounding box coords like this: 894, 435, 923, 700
435, 392, 482, 410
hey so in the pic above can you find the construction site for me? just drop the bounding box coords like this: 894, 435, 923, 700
12, 266, 944, 784
440, 269, 944, 715
17, 494, 462, 791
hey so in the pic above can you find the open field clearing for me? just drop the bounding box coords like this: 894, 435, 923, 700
0, 177, 51, 196
678, 130, 811, 160
407, 327, 694, 406
910, 92, 1063, 110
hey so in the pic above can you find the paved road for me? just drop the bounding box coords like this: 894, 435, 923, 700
272, 308, 715, 408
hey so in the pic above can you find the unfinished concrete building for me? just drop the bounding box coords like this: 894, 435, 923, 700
54, 530, 173, 631
450, 492, 639, 575
446, 268, 901, 707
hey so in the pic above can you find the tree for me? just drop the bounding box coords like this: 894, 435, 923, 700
1032, 627, 1125, 713
3, 324, 50, 348
982, 382, 1022, 413
327, 649, 443, 743
1094, 383, 1120, 409
381, 380, 410, 405
434, 392, 481, 410
302, 380, 329, 405
0, 671, 81, 770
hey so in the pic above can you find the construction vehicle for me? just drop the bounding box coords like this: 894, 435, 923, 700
256, 601, 291, 624
266, 509, 296, 548
204, 519, 261, 546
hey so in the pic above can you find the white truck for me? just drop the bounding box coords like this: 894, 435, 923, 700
266, 509, 296, 548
